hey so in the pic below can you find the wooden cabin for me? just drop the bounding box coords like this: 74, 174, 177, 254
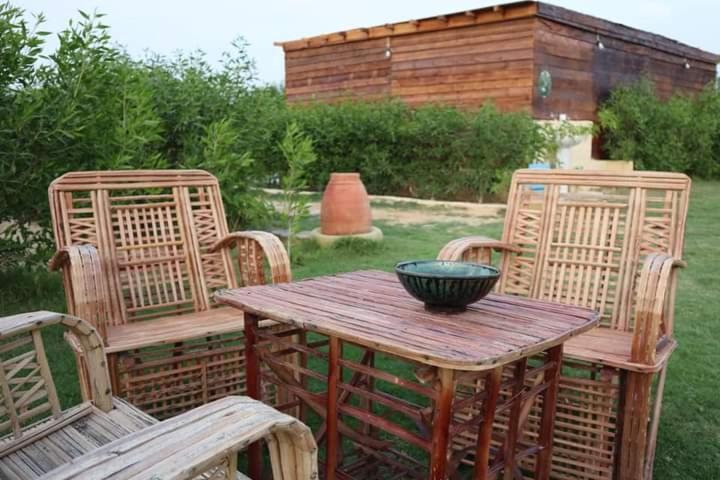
276, 1, 719, 121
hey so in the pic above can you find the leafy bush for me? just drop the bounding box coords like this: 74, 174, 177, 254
282, 101, 407, 193
0, 3, 276, 268
183, 118, 269, 230
599, 79, 720, 177
284, 101, 545, 201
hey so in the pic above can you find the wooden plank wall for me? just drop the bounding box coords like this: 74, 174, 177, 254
389, 18, 535, 111
283, 14, 716, 118
284, 37, 391, 103
285, 18, 537, 111
532, 18, 717, 120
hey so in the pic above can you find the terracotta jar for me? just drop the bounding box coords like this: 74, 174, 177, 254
320, 173, 372, 235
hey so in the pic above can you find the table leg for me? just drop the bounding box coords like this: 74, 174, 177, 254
504, 358, 528, 479
337, 341, 345, 466
534, 345, 563, 480
361, 350, 375, 437
326, 336, 341, 480
299, 330, 308, 423
473, 367, 502, 480
431, 368, 455, 480
244, 312, 263, 480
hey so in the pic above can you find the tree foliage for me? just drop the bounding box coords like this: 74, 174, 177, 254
599, 79, 720, 177
0, 3, 271, 266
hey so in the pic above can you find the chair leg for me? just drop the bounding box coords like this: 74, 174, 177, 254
643, 365, 668, 480
618, 371, 654, 479
522, 360, 665, 480
593, 367, 617, 477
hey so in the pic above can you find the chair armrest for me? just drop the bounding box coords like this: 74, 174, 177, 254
631, 253, 686, 365
437, 236, 522, 263
43, 396, 318, 480
0, 311, 113, 412
48, 245, 110, 342
210, 231, 292, 285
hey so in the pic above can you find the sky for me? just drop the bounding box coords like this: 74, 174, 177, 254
19, 0, 720, 85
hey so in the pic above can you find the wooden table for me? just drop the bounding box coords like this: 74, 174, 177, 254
216, 271, 598, 480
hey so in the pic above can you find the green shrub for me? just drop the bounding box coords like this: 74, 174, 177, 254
599, 79, 720, 177
183, 117, 270, 230
395, 105, 473, 198
284, 101, 407, 193
284, 101, 544, 201
0, 3, 276, 268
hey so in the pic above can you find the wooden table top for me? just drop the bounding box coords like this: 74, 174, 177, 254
216, 270, 599, 371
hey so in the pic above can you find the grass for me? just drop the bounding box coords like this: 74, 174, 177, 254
291, 219, 499, 278
1, 182, 718, 477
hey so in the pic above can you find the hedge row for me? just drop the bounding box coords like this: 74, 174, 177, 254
272, 101, 545, 200
599, 79, 720, 178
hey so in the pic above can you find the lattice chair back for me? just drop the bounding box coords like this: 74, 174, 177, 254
496, 170, 690, 334
0, 311, 112, 441
49, 171, 272, 333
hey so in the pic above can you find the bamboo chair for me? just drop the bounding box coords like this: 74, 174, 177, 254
437, 170, 690, 480
48, 170, 291, 419
0, 311, 317, 480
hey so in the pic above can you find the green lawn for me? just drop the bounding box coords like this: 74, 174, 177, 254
1, 182, 718, 477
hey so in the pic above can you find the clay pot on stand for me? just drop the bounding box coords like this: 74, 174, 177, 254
314, 173, 382, 247
320, 173, 372, 235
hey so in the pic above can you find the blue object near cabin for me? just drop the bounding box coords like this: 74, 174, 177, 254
529, 162, 550, 191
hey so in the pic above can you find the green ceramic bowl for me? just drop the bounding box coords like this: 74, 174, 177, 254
395, 260, 500, 313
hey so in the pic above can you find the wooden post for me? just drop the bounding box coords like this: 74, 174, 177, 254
644, 365, 668, 479
336, 341, 345, 466
614, 371, 628, 476
326, 336, 341, 480
473, 367, 503, 480
430, 368, 455, 480
503, 358, 528, 479
299, 330, 308, 423
534, 345, 563, 480
619, 371, 654, 479
362, 350, 376, 437
244, 312, 263, 480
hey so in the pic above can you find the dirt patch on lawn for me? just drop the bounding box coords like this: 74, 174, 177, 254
369, 205, 502, 226
297, 198, 505, 226
267, 189, 505, 227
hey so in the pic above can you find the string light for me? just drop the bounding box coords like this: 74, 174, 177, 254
595, 34, 605, 50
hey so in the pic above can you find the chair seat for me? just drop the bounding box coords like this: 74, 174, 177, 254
0, 399, 155, 479
0, 398, 251, 480
564, 327, 677, 373
106, 307, 252, 353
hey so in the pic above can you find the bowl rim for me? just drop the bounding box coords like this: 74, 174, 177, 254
395, 260, 501, 280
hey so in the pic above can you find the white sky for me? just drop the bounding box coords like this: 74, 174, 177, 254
18, 0, 720, 85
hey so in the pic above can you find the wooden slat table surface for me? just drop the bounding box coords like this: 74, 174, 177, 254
216, 270, 599, 371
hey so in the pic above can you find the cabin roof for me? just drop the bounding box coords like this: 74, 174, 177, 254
275, 1, 720, 64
